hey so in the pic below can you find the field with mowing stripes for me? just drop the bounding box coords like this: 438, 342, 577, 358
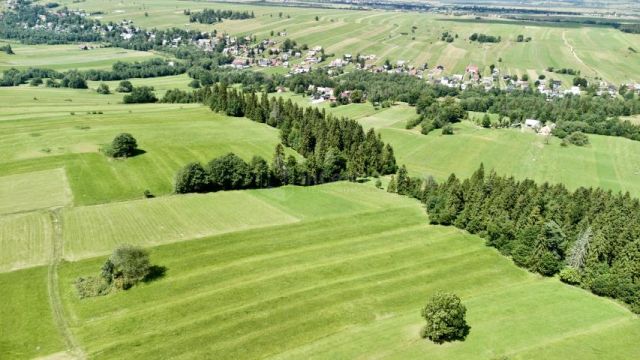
62, 191, 298, 260
376, 120, 640, 196
0, 42, 158, 71
2, 184, 639, 359
57, 0, 640, 84
0, 212, 53, 272
2, 2, 640, 358
28, 183, 634, 359
0, 168, 71, 215
0, 85, 301, 205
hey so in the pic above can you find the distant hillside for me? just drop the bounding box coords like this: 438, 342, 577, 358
253, 0, 640, 12
438, 0, 639, 9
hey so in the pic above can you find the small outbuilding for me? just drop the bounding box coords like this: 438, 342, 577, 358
524, 119, 542, 130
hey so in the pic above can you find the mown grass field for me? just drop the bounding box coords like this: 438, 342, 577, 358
0, 168, 71, 215
0, 211, 52, 272
0, 266, 64, 359
2, 183, 636, 359
58, 0, 640, 84
0, 84, 300, 205
1, 3, 640, 359
376, 119, 640, 196
0, 41, 158, 71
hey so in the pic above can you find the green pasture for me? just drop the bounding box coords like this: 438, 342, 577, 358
8, 183, 629, 359
0, 168, 71, 215
377, 119, 640, 196
0, 85, 298, 205
0, 211, 52, 272
0, 42, 157, 71
1, 3, 639, 359
0, 267, 64, 359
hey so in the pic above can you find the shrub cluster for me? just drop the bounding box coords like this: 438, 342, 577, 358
123, 86, 157, 104
187, 9, 254, 24
75, 246, 152, 298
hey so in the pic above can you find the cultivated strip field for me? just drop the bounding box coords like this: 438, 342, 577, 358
58, 0, 640, 84
62, 191, 299, 260
0, 168, 71, 215
0, 42, 156, 71
0, 211, 53, 272
0, 89, 297, 205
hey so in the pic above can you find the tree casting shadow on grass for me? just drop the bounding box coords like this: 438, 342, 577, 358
426, 324, 471, 344
143, 265, 167, 283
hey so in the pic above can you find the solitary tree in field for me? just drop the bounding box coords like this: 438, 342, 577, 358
109, 133, 138, 158
421, 291, 469, 343
102, 245, 151, 290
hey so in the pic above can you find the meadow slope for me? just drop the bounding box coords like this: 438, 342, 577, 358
57, 0, 640, 84
34, 183, 638, 359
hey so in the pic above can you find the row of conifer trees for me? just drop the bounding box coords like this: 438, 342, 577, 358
388, 164, 640, 313
174, 84, 398, 193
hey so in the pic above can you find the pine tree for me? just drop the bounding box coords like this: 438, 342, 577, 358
271, 144, 287, 185
387, 175, 397, 193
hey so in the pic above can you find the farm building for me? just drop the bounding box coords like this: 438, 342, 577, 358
524, 119, 542, 130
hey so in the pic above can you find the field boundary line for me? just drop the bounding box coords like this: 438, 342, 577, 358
562, 30, 597, 76
47, 209, 85, 359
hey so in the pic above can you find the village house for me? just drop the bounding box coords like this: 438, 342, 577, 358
330, 58, 345, 67
465, 64, 479, 75
524, 119, 542, 130
231, 58, 248, 69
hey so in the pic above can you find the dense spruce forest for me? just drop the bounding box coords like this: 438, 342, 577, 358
388, 165, 640, 313
185, 9, 255, 24
174, 83, 398, 194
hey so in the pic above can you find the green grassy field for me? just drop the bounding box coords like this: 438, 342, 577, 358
0, 211, 52, 272
0, 84, 300, 205
376, 119, 640, 195
3, 183, 637, 359
2, 2, 640, 359
0, 168, 71, 215
57, 0, 640, 84
0, 266, 65, 359
0, 42, 158, 71
285, 102, 640, 197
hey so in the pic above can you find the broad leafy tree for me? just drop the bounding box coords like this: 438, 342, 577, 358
420, 291, 469, 343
